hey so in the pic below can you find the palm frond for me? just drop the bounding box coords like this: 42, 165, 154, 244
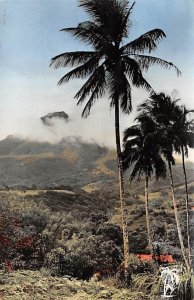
183, 145, 189, 158
118, 73, 132, 113
122, 146, 140, 171
162, 147, 175, 165
153, 155, 166, 180
57, 55, 100, 85
118, 2, 135, 41
80, 67, 106, 118
123, 125, 141, 142
75, 63, 106, 104
121, 28, 166, 54
186, 132, 194, 148
131, 54, 181, 76
107, 70, 119, 106
123, 57, 154, 92
79, 0, 116, 25
137, 93, 180, 121
62, 21, 110, 49
50, 51, 96, 68
123, 136, 142, 151
107, 69, 123, 107
135, 114, 156, 134
130, 157, 144, 181
122, 118, 167, 181
79, 0, 135, 44
137, 98, 154, 113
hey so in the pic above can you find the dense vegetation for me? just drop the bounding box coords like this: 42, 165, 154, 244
0, 177, 192, 298
0, 177, 192, 275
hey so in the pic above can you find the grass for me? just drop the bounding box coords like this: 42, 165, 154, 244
138, 192, 161, 201
0, 270, 151, 300
0, 153, 55, 164
82, 182, 101, 193
0, 270, 191, 299
62, 148, 78, 165
0, 190, 75, 196
92, 150, 116, 176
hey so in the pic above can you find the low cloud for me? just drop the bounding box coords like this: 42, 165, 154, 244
41, 111, 69, 126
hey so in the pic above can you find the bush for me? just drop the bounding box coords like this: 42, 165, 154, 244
45, 234, 123, 280
21, 209, 47, 234
128, 228, 148, 253
96, 223, 123, 245
0, 202, 50, 271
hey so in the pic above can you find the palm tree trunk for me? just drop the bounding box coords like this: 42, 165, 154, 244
145, 175, 153, 254
168, 160, 190, 270
181, 145, 191, 267
115, 100, 130, 279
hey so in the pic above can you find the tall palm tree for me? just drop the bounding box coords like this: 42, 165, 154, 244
138, 93, 191, 270
50, 0, 180, 276
122, 116, 166, 254
171, 105, 194, 266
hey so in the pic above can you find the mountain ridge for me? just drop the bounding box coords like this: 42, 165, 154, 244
0, 135, 116, 188
0, 135, 193, 190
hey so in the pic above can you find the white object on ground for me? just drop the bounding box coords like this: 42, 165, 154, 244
160, 266, 180, 298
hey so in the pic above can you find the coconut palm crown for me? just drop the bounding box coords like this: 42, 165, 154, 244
122, 116, 166, 181
50, 0, 180, 117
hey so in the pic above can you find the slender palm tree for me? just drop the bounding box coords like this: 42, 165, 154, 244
50, 0, 180, 276
138, 93, 191, 270
171, 106, 194, 266
122, 116, 166, 254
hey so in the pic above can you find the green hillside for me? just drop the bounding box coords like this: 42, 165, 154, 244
0, 136, 116, 188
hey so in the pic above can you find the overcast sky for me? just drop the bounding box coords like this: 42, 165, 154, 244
0, 0, 194, 149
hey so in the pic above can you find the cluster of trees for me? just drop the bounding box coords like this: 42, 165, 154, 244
122, 92, 194, 271
50, 0, 192, 278
0, 186, 189, 281
0, 199, 124, 279
45, 213, 123, 280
